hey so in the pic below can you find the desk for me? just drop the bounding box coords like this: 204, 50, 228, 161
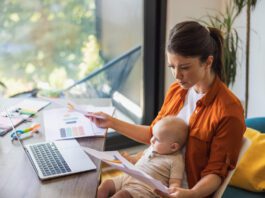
0, 98, 112, 198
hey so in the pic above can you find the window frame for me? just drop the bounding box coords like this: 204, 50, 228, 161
105, 0, 167, 150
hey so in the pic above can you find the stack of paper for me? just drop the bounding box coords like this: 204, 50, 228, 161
11, 99, 50, 113
82, 147, 169, 195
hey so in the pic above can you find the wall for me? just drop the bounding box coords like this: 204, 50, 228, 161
165, 0, 224, 90
166, 0, 265, 118
232, 1, 265, 118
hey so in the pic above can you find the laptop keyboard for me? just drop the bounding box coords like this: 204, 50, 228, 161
30, 142, 71, 176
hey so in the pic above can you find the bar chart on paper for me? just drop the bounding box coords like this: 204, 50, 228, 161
43, 107, 114, 141
60, 114, 86, 138
60, 126, 85, 138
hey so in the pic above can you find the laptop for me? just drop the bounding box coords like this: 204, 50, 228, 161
5, 107, 96, 180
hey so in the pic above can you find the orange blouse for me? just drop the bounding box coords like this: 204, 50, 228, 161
151, 77, 246, 190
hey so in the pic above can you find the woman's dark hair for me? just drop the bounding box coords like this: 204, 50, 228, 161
167, 21, 224, 81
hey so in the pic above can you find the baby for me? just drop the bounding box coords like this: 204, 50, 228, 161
97, 116, 188, 198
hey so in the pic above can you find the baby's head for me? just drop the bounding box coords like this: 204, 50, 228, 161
151, 116, 188, 155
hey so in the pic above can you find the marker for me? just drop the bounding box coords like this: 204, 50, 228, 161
19, 108, 36, 115
20, 132, 33, 140
11, 124, 40, 138
12, 132, 33, 142
21, 124, 40, 133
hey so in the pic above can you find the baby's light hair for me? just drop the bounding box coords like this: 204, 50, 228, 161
155, 116, 188, 148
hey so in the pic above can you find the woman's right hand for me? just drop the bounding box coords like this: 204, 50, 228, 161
86, 112, 114, 129
155, 187, 196, 198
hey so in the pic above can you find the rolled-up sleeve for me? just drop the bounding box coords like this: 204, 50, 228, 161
151, 82, 185, 129
201, 115, 246, 180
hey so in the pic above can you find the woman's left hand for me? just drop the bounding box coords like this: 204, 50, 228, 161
155, 187, 195, 198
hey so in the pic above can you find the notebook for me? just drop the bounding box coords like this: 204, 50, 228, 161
0, 99, 50, 136
5, 107, 96, 180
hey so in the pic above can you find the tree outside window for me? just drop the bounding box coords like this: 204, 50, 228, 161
0, 0, 103, 97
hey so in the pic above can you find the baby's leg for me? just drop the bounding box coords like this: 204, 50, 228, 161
97, 179, 116, 198
111, 190, 133, 198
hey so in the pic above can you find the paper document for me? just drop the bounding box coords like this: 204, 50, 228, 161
82, 147, 169, 195
12, 99, 50, 113
39, 97, 105, 119
43, 106, 115, 141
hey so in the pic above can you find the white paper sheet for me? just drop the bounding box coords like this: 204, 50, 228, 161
82, 147, 169, 195
14, 99, 50, 112
43, 106, 114, 141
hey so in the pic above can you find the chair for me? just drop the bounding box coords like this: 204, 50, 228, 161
222, 117, 265, 198
62, 45, 141, 99
10, 46, 142, 110
213, 137, 251, 198
9, 88, 39, 98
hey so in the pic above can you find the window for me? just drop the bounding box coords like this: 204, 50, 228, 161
0, 0, 100, 96
1, 0, 166, 149
68, 0, 144, 124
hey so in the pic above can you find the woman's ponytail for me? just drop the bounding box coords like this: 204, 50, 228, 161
208, 27, 224, 82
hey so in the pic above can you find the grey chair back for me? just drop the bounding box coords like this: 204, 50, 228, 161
63, 45, 141, 98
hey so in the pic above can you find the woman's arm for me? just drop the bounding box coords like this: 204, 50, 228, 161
89, 112, 152, 144
188, 174, 221, 197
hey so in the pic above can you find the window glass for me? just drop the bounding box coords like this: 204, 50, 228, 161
0, 0, 99, 94
0, 0, 143, 123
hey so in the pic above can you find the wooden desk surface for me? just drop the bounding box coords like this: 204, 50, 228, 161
0, 98, 111, 198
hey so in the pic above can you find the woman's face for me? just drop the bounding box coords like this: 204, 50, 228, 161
167, 52, 212, 89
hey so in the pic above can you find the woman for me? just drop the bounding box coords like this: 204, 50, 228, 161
89, 21, 245, 198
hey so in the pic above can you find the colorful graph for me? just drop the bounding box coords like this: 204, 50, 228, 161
59, 113, 85, 138
59, 126, 85, 138
44, 107, 114, 141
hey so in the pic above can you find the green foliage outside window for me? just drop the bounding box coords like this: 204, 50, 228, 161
0, 0, 103, 97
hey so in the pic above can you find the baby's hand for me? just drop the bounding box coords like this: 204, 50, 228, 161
120, 152, 137, 164
120, 151, 144, 164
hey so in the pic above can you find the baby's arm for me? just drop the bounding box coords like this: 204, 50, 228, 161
121, 151, 144, 164
169, 178, 182, 188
